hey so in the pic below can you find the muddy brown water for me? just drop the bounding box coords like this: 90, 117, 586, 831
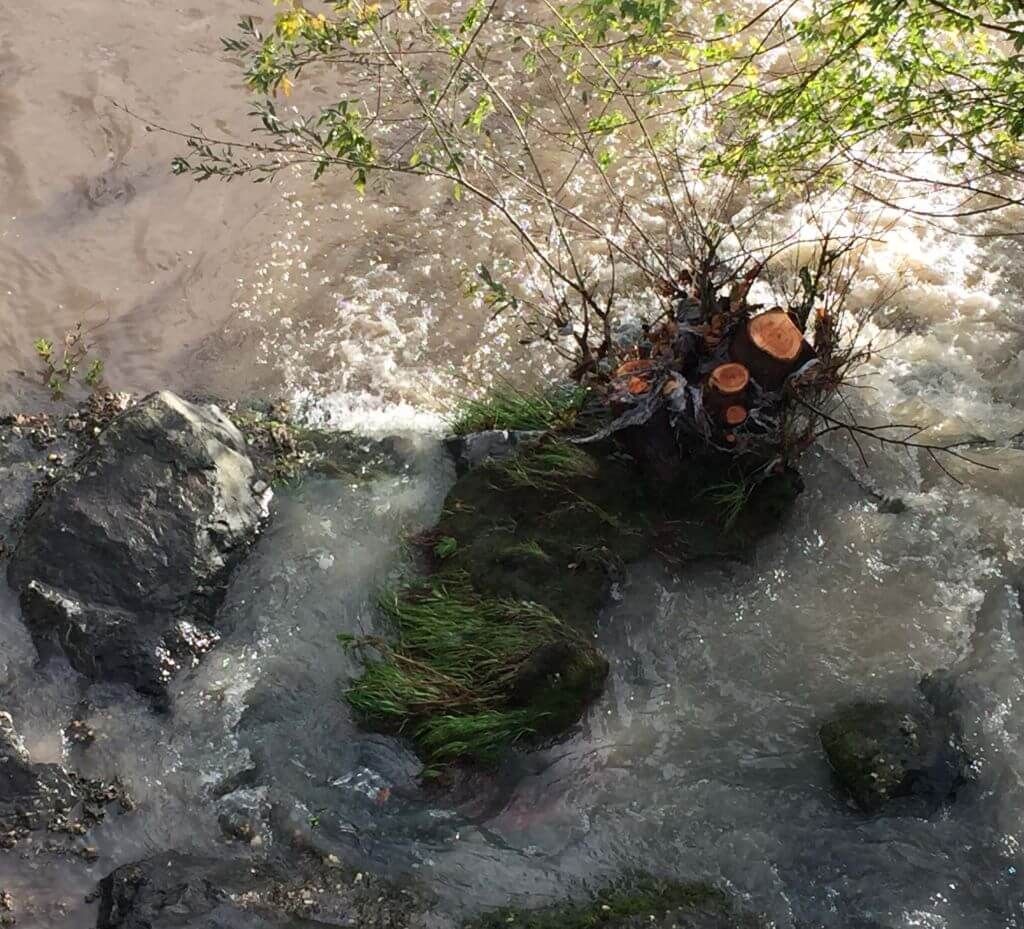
3, 3, 1024, 928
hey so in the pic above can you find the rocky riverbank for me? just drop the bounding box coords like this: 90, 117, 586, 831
0, 389, 1001, 928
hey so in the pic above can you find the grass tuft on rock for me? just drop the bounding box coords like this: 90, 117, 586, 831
448, 384, 589, 436
341, 572, 607, 764
496, 436, 599, 490
462, 875, 761, 929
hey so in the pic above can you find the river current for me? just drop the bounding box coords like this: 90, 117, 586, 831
2, 3, 1024, 927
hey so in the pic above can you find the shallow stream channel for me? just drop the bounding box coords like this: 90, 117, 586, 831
3, 3, 1024, 928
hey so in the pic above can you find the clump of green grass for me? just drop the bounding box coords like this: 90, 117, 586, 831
341, 572, 603, 764
495, 437, 599, 490
448, 383, 588, 436
463, 875, 747, 929
700, 479, 755, 530
433, 535, 459, 559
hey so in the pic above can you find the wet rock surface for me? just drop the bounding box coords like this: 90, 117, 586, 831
0, 710, 126, 852
230, 402, 417, 487
7, 392, 267, 705
95, 852, 429, 929
444, 430, 543, 476
819, 700, 969, 815
0, 415, 78, 559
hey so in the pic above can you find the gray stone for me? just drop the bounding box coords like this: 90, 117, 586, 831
217, 786, 271, 844
444, 430, 542, 476
7, 392, 265, 705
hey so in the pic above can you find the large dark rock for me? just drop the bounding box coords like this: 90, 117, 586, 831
7, 392, 266, 705
96, 853, 425, 929
819, 701, 969, 815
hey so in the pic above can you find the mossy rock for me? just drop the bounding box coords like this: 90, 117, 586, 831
435, 435, 802, 630
462, 876, 766, 929
343, 574, 608, 765
231, 406, 411, 487
819, 701, 969, 815
343, 432, 802, 767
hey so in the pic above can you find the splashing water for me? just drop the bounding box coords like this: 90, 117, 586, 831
1, 2, 1024, 928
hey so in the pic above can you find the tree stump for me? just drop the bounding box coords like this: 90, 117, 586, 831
724, 405, 748, 427
703, 362, 749, 422
731, 309, 807, 390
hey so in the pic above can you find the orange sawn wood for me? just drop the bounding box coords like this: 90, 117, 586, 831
724, 405, 748, 426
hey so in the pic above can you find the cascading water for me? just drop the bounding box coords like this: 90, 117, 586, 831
1, 2, 1023, 927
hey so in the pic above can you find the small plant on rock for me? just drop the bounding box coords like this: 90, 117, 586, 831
340, 572, 607, 764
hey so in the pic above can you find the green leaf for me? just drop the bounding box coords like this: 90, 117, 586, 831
462, 93, 495, 132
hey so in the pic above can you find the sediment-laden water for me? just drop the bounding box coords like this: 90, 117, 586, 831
2, 2, 1024, 928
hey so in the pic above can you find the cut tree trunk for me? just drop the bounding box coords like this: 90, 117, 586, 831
731, 309, 807, 390
703, 362, 750, 419
708, 362, 749, 397
724, 405, 748, 427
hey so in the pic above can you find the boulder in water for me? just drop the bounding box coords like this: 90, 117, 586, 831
819, 701, 969, 815
7, 391, 267, 705
444, 429, 542, 476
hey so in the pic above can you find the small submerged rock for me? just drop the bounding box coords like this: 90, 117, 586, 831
0, 710, 125, 852
217, 786, 272, 845
819, 701, 969, 815
95, 852, 429, 928
463, 876, 766, 929
230, 402, 416, 486
7, 391, 266, 706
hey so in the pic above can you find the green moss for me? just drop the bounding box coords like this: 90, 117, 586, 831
341, 573, 607, 764
448, 384, 589, 436
463, 876, 762, 929
231, 407, 407, 487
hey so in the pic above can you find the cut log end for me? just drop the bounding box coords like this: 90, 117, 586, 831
708, 362, 750, 397
724, 405, 748, 427
731, 308, 809, 390
748, 309, 803, 364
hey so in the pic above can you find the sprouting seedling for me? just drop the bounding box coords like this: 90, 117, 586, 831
33, 323, 106, 400
84, 359, 104, 388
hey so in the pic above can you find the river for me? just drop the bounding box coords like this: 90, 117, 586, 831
2, 2, 1024, 927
